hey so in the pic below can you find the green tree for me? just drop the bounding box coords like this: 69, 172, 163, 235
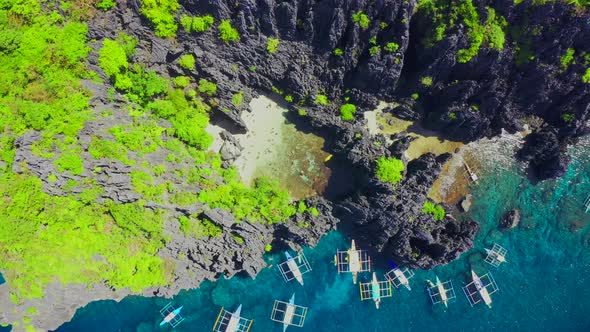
352, 11, 370, 29
140, 0, 179, 37
267, 37, 279, 54
99, 39, 128, 78
340, 103, 357, 121
375, 156, 405, 184
384, 42, 399, 53
422, 201, 446, 221
178, 54, 195, 70
219, 19, 239, 43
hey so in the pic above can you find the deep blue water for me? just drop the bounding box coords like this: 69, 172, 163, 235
53, 143, 590, 331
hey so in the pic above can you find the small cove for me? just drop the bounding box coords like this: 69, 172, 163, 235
364, 102, 463, 162
208, 95, 331, 200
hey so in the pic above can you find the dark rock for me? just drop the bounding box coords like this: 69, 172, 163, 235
500, 209, 520, 229
517, 128, 569, 181
219, 131, 243, 166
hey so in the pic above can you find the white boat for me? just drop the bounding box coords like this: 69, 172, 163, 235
348, 240, 361, 284
283, 294, 296, 332
285, 252, 304, 285
472, 270, 492, 308
485, 248, 506, 263
371, 272, 381, 309
393, 268, 411, 291
225, 304, 242, 332
436, 276, 449, 307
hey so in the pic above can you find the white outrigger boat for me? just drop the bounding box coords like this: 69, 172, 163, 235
278, 251, 311, 286
427, 276, 456, 308
335, 240, 371, 284
463, 270, 498, 308
270, 293, 307, 331
472, 270, 492, 307
159, 303, 184, 328
213, 304, 253, 332
385, 261, 414, 291
484, 243, 508, 267
359, 272, 392, 309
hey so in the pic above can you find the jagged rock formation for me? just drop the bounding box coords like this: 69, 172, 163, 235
4, 1, 589, 330
401, 1, 590, 180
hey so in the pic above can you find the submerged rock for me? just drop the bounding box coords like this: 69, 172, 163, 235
460, 194, 473, 212
501, 209, 521, 229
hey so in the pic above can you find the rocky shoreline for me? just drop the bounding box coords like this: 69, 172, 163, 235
1, 0, 589, 330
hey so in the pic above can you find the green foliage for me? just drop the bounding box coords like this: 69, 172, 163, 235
130, 170, 166, 201
173, 76, 190, 88
198, 177, 296, 224
384, 42, 399, 53
418, 1, 507, 62
198, 79, 217, 96
314, 94, 329, 106
265, 244, 272, 252
181, 14, 214, 33
484, 8, 507, 51
340, 103, 357, 121
0, 9, 92, 161
193, 15, 215, 32
297, 201, 307, 213
411, 93, 419, 100
375, 156, 405, 184
232, 91, 244, 107
267, 37, 279, 54
96, 0, 116, 11
561, 113, 575, 122
421, 76, 433, 86
147, 89, 213, 149
457, 5, 507, 63
352, 11, 370, 29
54, 151, 84, 175
422, 201, 446, 220
369, 36, 377, 45
178, 54, 195, 70
272, 86, 284, 95
285, 95, 294, 103
178, 215, 222, 238
140, 0, 179, 37
369, 45, 381, 57
560, 48, 575, 70
99, 38, 168, 105
298, 109, 308, 116
249, 65, 257, 72
334, 48, 344, 56
88, 137, 134, 165
219, 19, 240, 43
116, 33, 139, 57
109, 119, 164, 153
232, 234, 245, 244
583, 68, 590, 83
170, 191, 198, 205
0, 173, 168, 301
309, 207, 319, 217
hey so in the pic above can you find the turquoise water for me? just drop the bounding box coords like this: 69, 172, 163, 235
54, 144, 590, 331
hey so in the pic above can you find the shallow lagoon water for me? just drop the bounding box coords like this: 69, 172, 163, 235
54, 139, 590, 331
